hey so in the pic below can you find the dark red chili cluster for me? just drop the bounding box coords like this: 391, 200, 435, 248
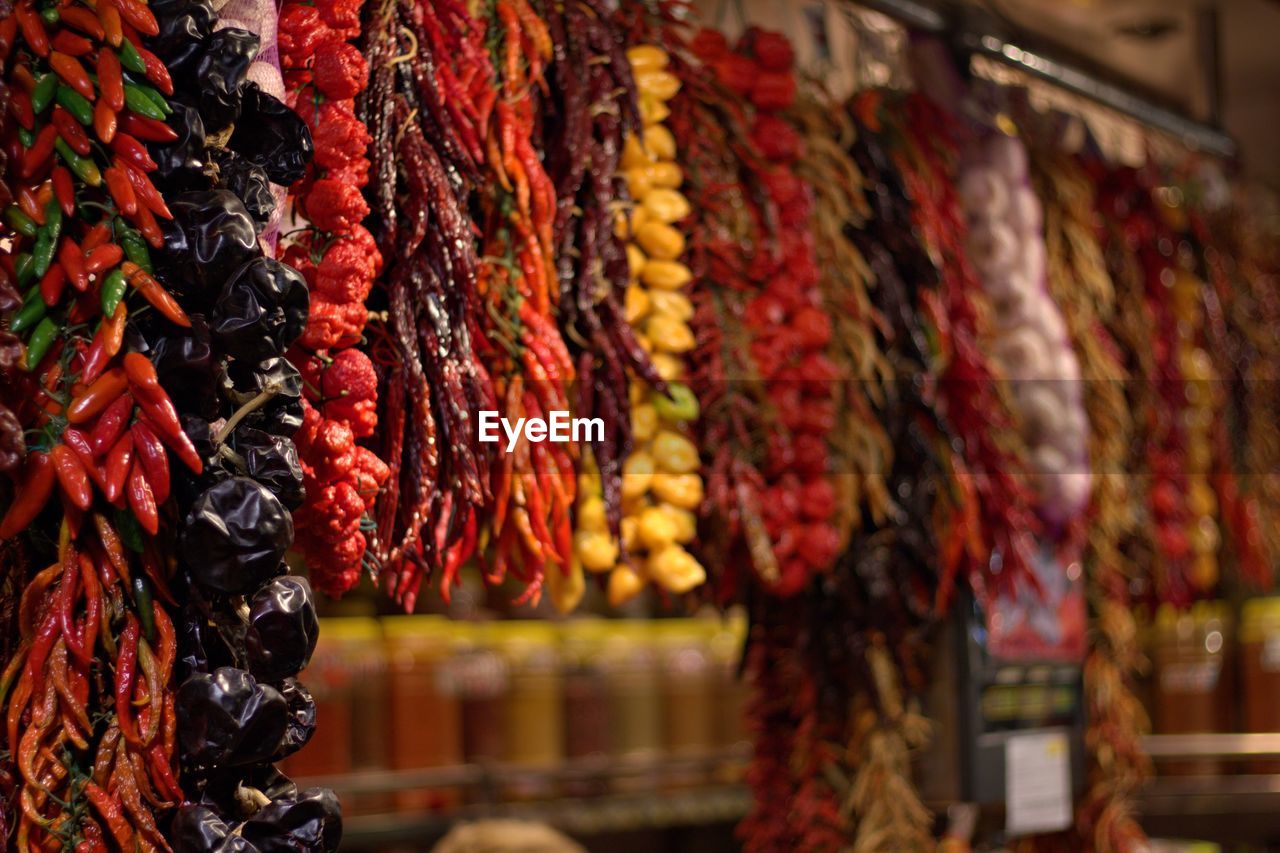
279, 0, 388, 598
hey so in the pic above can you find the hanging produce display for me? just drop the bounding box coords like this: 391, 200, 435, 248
960, 131, 1089, 528
580, 42, 707, 608
4, 0, 1280, 847
279, 0, 389, 599
1028, 128, 1149, 852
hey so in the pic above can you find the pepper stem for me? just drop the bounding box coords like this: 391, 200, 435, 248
213, 381, 284, 446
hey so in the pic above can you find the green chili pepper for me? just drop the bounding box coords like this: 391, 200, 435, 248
10, 287, 45, 334
123, 84, 167, 120
15, 254, 35, 288
652, 383, 700, 422
101, 268, 128, 315
119, 227, 152, 273
54, 138, 101, 187
17, 127, 34, 148
55, 85, 93, 125
43, 198, 62, 247
117, 40, 145, 75
24, 317, 58, 371
133, 576, 155, 642
31, 234, 55, 280
5, 206, 38, 239
31, 74, 58, 115
40, 6, 59, 24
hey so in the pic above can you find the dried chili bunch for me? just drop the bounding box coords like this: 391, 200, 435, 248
1184, 193, 1270, 590
887, 93, 1039, 612
1096, 166, 1210, 605
790, 88, 893, 546
537, 0, 664, 538
278, 0, 390, 598
360, 0, 497, 609
470, 0, 577, 607
133, 0, 339, 844
1028, 135, 1149, 853
670, 29, 776, 601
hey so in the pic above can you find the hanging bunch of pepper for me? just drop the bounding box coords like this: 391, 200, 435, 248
1097, 167, 1213, 605
537, 0, 665, 550
1183, 184, 1270, 591
0, 0, 194, 840
277, 0, 389, 598
790, 89, 893, 546
360, 0, 497, 609
888, 93, 1039, 613
1198, 188, 1280, 582
466, 0, 576, 608
724, 29, 841, 597
574, 42, 706, 609
1028, 130, 1149, 853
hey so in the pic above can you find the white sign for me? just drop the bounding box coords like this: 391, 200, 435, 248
1005, 730, 1072, 836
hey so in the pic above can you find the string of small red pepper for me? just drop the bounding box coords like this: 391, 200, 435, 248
359, 0, 498, 610
888, 92, 1040, 614
472, 0, 576, 605
1096, 165, 1206, 606
278, 0, 390, 598
0, 0, 191, 843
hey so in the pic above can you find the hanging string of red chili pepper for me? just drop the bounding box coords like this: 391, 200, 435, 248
887, 92, 1039, 613
359, 0, 498, 610
278, 0, 390, 599
0, 0, 193, 840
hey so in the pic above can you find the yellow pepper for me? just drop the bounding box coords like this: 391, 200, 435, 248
645, 314, 694, 354
575, 530, 619, 573
621, 134, 650, 170
625, 168, 652, 201
625, 285, 650, 324
648, 290, 693, 322
661, 504, 697, 544
626, 243, 646, 280
639, 96, 670, 126
577, 495, 607, 532
651, 430, 699, 473
608, 564, 646, 607
643, 162, 682, 189
642, 126, 677, 162
626, 44, 669, 73
621, 451, 655, 499
642, 187, 689, 223
634, 69, 681, 101
636, 222, 685, 261
637, 505, 678, 549
640, 260, 692, 290
547, 557, 586, 614
651, 353, 685, 382
620, 515, 640, 552
631, 403, 658, 442
647, 545, 705, 594
651, 472, 703, 509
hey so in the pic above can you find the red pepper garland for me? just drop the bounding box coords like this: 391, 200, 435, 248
889, 93, 1039, 612
731, 29, 839, 596
279, 0, 390, 597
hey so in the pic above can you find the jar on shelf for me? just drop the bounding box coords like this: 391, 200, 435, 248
560, 619, 610, 796
1151, 600, 1232, 776
600, 620, 662, 792
494, 621, 564, 799
453, 622, 508, 766
708, 609, 750, 750
1240, 597, 1280, 772
384, 615, 464, 810
657, 619, 715, 787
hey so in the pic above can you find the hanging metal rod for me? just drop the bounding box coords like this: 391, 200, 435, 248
855, 0, 1237, 160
